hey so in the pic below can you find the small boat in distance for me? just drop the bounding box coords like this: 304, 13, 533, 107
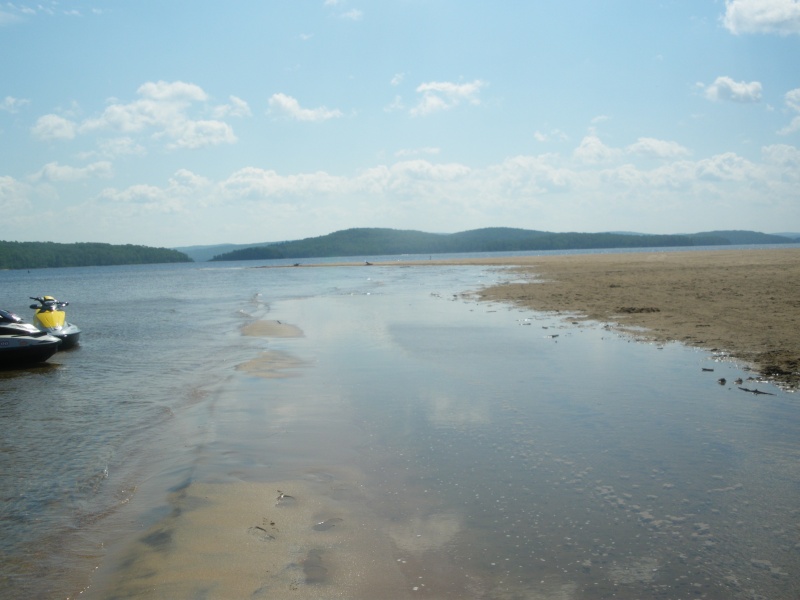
0, 309, 61, 367
29, 296, 81, 349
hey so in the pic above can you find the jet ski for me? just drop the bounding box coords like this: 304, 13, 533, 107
29, 296, 81, 349
0, 309, 61, 367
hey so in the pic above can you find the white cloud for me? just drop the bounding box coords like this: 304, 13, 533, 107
34, 161, 113, 183
384, 95, 405, 112
762, 143, 800, 167
340, 9, 363, 20
533, 129, 568, 143
212, 95, 252, 118
147, 160, 476, 208
486, 155, 574, 196
161, 119, 237, 149
627, 137, 691, 159
51, 80, 241, 149
268, 93, 343, 121
97, 137, 147, 158
786, 88, 800, 111
390, 73, 404, 86
702, 76, 762, 102
0, 176, 31, 212
573, 134, 622, 164
324, 0, 362, 20
1, 96, 30, 113
411, 80, 487, 117
778, 87, 800, 134
220, 166, 346, 200
411, 93, 449, 117
98, 183, 185, 214
61, 132, 799, 244
81, 81, 207, 133
1, 2, 103, 23
395, 147, 441, 158
79, 102, 154, 134
695, 152, 759, 181
386, 160, 471, 182
192, 143, 776, 218
100, 183, 165, 204
722, 0, 800, 35
170, 168, 213, 191
778, 115, 800, 135
137, 80, 207, 102
31, 114, 77, 140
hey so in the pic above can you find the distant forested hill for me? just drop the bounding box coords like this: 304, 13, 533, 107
690, 230, 797, 245
174, 242, 278, 263
0, 241, 192, 270
208, 227, 794, 262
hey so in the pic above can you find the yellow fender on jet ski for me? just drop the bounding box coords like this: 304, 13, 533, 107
32, 296, 66, 329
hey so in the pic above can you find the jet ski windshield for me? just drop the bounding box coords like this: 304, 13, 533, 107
0, 309, 23, 324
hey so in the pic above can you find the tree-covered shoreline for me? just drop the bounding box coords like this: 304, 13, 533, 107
0, 241, 192, 270
3, 229, 794, 269
208, 227, 796, 262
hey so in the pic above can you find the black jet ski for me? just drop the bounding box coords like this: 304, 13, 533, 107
0, 309, 62, 367
29, 296, 81, 349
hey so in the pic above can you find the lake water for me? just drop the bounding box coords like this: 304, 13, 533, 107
0, 257, 797, 599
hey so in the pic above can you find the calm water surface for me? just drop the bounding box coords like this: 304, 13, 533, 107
0, 259, 797, 599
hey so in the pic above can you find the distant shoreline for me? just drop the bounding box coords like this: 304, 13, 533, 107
197, 227, 798, 263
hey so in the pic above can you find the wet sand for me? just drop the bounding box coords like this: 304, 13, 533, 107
91, 475, 413, 599
88, 316, 473, 599
375, 248, 800, 388
241, 319, 304, 338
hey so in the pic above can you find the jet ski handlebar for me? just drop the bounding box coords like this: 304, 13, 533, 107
29, 296, 69, 309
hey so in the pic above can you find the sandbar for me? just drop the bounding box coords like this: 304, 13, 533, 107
241, 319, 303, 338
89, 475, 413, 598
303, 248, 800, 388
437, 248, 798, 388
236, 350, 308, 378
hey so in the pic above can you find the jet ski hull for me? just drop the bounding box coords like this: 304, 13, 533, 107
0, 309, 62, 367
49, 324, 81, 349
0, 338, 60, 367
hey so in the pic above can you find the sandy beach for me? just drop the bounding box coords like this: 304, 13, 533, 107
437, 248, 800, 389
282, 248, 800, 387
323, 247, 800, 388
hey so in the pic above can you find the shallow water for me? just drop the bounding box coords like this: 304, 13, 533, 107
0, 260, 797, 599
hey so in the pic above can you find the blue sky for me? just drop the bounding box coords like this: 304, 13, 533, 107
1, 0, 799, 247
